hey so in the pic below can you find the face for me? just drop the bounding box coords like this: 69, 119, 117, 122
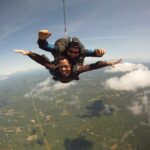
67, 47, 80, 59
58, 59, 72, 77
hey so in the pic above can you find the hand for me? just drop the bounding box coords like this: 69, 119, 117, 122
109, 59, 122, 68
95, 48, 106, 57
38, 29, 52, 40
13, 49, 31, 55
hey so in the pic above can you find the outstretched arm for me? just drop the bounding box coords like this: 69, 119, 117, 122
14, 50, 57, 70
78, 59, 122, 74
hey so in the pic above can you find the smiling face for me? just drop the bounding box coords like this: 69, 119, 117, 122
58, 59, 72, 77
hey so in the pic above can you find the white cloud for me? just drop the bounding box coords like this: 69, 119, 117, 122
24, 78, 51, 99
105, 62, 150, 91
0, 72, 16, 81
0, 75, 8, 81
24, 78, 76, 100
0, 66, 40, 81
52, 82, 76, 91
105, 62, 148, 73
128, 90, 150, 124
128, 101, 143, 115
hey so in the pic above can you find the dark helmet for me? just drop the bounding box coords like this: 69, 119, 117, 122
67, 37, 85, 54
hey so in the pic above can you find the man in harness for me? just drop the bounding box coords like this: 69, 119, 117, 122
37, 29, 106, 66
37, 29, 106, 80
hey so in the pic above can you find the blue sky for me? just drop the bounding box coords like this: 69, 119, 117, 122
0, 0, 150, 77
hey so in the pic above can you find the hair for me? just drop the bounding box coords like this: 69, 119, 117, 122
57, 55, 70, 64
57, 55, 68, 61
57, 56, 73, 69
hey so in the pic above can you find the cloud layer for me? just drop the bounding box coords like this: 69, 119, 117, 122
51, 82, 76, 91
24, 78, 76, 100
105, 62, 150, 91
0, 67, 40, 81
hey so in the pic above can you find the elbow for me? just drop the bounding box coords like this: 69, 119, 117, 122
37, 39, 47, 50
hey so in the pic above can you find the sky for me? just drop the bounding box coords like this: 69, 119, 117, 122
0, 0, 150, 77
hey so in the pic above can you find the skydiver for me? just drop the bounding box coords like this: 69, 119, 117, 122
14, 49, 122, 83
37, 29, 106, 66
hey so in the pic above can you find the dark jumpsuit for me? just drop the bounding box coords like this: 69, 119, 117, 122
28, 52, 109, 83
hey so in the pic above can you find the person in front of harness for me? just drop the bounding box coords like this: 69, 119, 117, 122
14, 49, 122, 83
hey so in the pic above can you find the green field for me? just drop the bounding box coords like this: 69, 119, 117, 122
0, 69, 150, 150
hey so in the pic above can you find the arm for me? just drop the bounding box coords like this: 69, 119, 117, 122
28, 52, 57, 70
77, 59, 122, 74
84, 48, 106, 57
37, 29, 55, 53
14, 50, 57, 71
